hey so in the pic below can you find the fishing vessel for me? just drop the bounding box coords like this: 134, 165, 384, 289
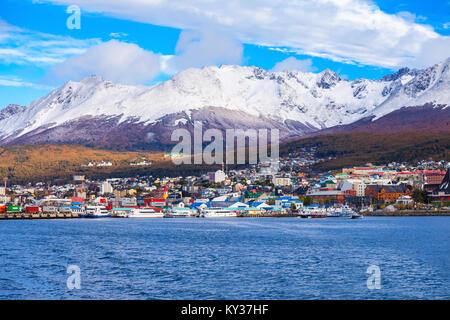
83, 206, 110, 218
200, 208, 238, 218
128, 207, 164, 218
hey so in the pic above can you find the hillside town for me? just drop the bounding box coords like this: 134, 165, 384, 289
1, 156, 450, 219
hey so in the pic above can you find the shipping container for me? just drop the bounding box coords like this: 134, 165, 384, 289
25, 206, 40, 213
42, 206, 58, 213
6, 205, 20, 213
0, 206, 6, 213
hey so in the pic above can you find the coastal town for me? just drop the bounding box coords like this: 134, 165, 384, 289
1, 155, 450, 220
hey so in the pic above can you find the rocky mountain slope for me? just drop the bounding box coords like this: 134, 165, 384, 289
0, 58, 449, 150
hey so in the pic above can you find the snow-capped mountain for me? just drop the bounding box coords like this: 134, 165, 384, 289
0, 104, 25, 121
0, 58, 449, 149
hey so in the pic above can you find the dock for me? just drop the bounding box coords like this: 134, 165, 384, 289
0, 212, 81, 220
237, 212, 299, 218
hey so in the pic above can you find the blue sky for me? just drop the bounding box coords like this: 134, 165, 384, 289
0, 0, 449, 108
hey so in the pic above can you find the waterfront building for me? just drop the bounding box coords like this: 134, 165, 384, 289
429, 168, 450, 202
365, 184, 412, 203
396, 195, 414, 205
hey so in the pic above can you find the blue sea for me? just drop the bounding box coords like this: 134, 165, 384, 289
0, 217, 448, 300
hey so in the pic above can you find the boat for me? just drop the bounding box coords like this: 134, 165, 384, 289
164, 207, 196, 218
110, 207, 133, 218
350, 213, 363, 219
82, 206, 110, 218
299, 205, 327, 218
326, 205, 355, 218
200, 208, 238, 218
128, 207, 164, 218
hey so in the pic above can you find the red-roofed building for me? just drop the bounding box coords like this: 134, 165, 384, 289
70, 197, 84, 203
422, 171, 446, 185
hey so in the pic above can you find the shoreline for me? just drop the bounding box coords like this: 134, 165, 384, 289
362, 210, 450, 217
1, 212, 450, 220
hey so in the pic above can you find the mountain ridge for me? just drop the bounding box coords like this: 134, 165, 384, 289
0, 58, 449, 149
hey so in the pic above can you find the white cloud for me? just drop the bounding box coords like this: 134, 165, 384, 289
166, 29, 243, 74
47, 40, 161, 84
0, 19, 98, 66
0, 76, 53, 90
109, 32, 128, 38
41, 0, 448, 68
396, 11, 426, 23
443, 22, 450, 29
412, 37, 450, 68
271, 57, 315, 72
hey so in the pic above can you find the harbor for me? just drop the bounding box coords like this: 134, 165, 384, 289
2, 164, 450, 221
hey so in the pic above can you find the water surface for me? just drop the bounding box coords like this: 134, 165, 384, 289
0, 217, 448, 299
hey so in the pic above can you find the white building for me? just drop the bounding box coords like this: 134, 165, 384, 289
396, 195, 414, 205
272, 176, 292, 187
97, 161, 113, 167
0, 195, 10, 204
340, 179, 367, 197
209, 170, 226, 183
100, 181, 113, 195
0, 187, 5, 196
354, 181, 367, 197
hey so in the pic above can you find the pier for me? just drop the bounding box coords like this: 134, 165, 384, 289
0, 212, 81, 220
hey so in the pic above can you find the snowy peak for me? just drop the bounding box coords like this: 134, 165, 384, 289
0, 58, 449, 148
0, 104, 25, 121
373, 58, 450, 117
317, 69, 341, 89
381, 67, 417, 82
79, 74, 106, 84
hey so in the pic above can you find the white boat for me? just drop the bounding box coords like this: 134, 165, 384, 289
83, 206, 110, 218
110, 208, 133, 218
200, 208, 238, 218
164, 207, 196, 218
128, 207, 164, 218
350, 213, 363, 219
299, 205, 327, 218
326, 205, 355, 218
